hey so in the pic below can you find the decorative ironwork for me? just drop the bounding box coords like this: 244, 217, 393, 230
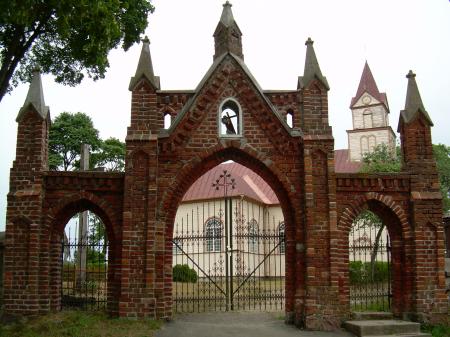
60, 214, 109, 310
349, 215, 391, 311
172, 170, 285, 313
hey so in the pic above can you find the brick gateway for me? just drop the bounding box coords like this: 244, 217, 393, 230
3, 2, 447, 331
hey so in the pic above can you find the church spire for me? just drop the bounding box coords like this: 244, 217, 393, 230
300, 38, 329, 90
16, 68, 49, 122
129, 36, 160, 90
400, 70, 433, 126
213, 1, 243, 60
350, 61, 387, 108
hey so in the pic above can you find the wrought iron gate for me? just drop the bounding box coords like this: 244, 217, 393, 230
60, 212, 109, 310
172, 197, 285, 313
349, 215, 392, 311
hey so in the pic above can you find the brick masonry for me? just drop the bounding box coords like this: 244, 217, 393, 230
3, 22, 448, 332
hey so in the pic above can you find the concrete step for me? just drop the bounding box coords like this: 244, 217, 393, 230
343, 320, 421, 337
362, 334, 431, 337
352, 312, 394, 320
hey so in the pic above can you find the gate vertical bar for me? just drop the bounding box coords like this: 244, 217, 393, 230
229, 197, 234, 310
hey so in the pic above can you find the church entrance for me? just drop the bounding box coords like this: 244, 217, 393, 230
172, 162, 285, 313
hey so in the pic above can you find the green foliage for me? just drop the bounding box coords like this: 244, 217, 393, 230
91, 137, 125, 172
433, 144, 450, 212
0, 310, 161, 337
421, 323, 450, 337
0, 0, 154, 102
49, 112, 101, 171
173, 264, 198, 283
353, 210, 383, 230
360, 143, 401, 173
349, 261, 390, 284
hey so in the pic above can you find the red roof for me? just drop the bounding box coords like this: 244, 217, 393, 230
350, 62, 388, 108
334, 149, 362, 173
183, 152, 361, 204
182, 162, 279, 204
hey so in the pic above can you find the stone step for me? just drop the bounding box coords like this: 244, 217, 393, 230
343, 320, 421, 337
352, 312, 394, 320
362, 334, 431, 337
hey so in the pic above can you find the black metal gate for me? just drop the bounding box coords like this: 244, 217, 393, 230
60, 212, 109, 310
349, 214, 392, 311
172, 197, 285, 313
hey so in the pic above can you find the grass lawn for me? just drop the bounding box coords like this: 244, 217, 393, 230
0, 310, 161, 337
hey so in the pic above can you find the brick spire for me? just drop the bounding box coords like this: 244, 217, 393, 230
213, 1, 243, 60
350, 61, 387, 108
400, 70, 433, 126
16, 69, 49, 122
129, 36, 159, 90
301, 37, 329, 90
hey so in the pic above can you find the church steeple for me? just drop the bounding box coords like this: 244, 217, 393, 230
129, 36, 160, 90
213, 1, 243, 60
300, 38, 329, 90
350, 61, 387, 108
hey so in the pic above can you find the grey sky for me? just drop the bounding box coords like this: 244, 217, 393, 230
0, 0, 449, 230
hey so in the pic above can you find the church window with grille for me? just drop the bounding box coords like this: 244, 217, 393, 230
248, 219, 259, 253
278, 222, 285, 253
205, 217, 223, 252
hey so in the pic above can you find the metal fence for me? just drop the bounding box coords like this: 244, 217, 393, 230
349, 218, 391, 312
61, 214, 109, 310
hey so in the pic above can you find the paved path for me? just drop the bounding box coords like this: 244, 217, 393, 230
155, 312, 354, 337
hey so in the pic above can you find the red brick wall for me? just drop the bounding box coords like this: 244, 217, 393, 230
3, 54, 447, 329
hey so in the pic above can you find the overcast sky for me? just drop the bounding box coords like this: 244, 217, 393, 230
0, 0, 449, 230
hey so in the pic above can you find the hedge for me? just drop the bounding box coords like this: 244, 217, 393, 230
349, 261, 390, 284
173, 264, 198, 283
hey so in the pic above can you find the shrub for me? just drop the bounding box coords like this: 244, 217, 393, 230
173, 264, 198, 283
349, 261, 390, 284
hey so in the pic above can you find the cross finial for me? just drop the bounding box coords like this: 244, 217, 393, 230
305, 37, 314, 46
406, 70, 416, 79
141, 35, 150, 44
223, 1, 232, 8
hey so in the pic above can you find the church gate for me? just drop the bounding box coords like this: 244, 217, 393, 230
2, 2, 447, 331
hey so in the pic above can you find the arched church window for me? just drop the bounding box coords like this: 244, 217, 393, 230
368, 136, 376, 152
361, 136, 369, 157
286, 109, 294, 128
205, 217, 223, 252
278, 222, 285, 254
363, 109, 373, 128
248, 219, 259, 253
219, 98, 242, 136
164, 113, 172, 129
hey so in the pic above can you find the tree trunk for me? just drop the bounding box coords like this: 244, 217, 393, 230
370, 223, 385, 281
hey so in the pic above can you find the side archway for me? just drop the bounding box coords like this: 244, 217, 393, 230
45, 192, 122, 314
336, 193, 412, 316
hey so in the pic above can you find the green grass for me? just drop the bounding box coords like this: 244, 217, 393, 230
421, 323, 450, 337
0, 310, 161, 337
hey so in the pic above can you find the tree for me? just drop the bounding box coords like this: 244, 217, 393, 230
359, 143, 401, 173
49, 112, 101, 171
358, 144, 401, 280
91, 137, 125, 172
0, 0, 154, 103
433, 144, 450, 212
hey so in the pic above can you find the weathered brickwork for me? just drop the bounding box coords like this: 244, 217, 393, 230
3, 4, 447, 331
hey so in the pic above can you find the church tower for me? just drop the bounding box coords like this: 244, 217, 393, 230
347, 62, 395, 161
